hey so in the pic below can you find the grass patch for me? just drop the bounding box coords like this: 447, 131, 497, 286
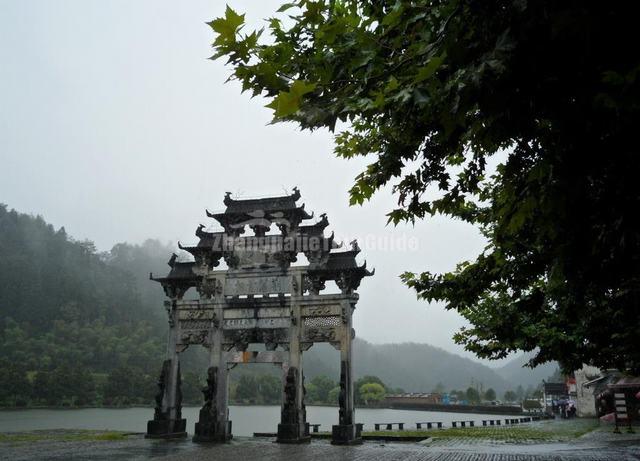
363, 419, 598, 442
0, 430, 129, 444
93, 432, 128, 441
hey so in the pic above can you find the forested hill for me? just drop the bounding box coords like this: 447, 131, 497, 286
0, 204, 165, 330
0, 205, 548, 407
355, 341, 514, 394
304, 340, 515, 395
0, 204, 181, 406
496, 353, 560, 388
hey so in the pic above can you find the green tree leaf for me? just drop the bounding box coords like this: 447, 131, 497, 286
208, 5, 245, 44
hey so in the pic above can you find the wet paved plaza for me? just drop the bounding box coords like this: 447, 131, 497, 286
2, 430, 640, 461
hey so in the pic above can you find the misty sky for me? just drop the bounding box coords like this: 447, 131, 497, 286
0, 1, 505, 364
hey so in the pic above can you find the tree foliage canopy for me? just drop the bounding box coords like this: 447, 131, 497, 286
0, 205, 207, 407
210, 1, 640, 373
355, 375, 388, 404
309, 374, 336, 403
484, 388, 496, 402
465, 386, 480, 404
359, 382, 386, 404
503, 390, 518, 403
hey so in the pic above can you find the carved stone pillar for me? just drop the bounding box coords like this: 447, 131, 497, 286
192, 364, 231, 442
146, 300, 187, 439
277, 272, 310, 443
194, 279, 232, 442
332, 296, 362, 445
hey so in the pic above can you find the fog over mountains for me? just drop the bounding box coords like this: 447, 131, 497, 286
0, 205, 555, 396
304, 340, 556, 395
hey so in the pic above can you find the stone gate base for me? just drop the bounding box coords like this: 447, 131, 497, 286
276, 423, 311, 444
192, 420, 233, 443
331, 423, 363, 445
145, 418, 187, 439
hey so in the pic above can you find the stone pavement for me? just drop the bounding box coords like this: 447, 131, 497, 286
2, 426, 640, 461
157, 434, 640, 461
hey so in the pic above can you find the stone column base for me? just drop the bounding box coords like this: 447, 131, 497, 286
192, 420, 232, 443
276, 423, 311, 444
331, 423, 363, 445
145, 419, 187, 439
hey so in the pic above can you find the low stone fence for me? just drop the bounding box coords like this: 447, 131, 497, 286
370, 399, 527, 415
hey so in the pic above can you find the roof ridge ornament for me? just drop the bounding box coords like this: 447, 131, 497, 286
361, 260, 374, 276
291, 186, 301, 202
223, 187, 300, 206
299, 203, 314, 219
224, 191, 233, 206
168, 253, 177, 268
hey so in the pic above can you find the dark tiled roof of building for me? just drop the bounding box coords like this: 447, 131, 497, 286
193, 225, 225, 248
325, 250, 360, 270
297, 213, 329, 237
222, 188, 301, 214
203, 188, 318, 233
150, 255, 199, 284
308, 244, 374, 278
177, 226, 226, 257
166, 261, 197, 279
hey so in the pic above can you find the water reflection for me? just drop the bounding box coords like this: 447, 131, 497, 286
0, 406, 515, 435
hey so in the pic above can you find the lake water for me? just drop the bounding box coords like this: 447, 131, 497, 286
0, 406, 515, 436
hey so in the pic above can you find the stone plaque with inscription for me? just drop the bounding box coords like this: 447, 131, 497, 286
224, 275, 292, 296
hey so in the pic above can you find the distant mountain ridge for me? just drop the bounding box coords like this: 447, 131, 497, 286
495, 352, 559, 388
303, 339, 549, 395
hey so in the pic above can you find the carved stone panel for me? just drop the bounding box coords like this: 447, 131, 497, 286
222, 328, 290, 350
176, 300, 203, 309
302, 316, 341, 342
222, 318, 291, 330
223, 308, 288, 319
180, 319, 212, 330
224, 275, 292, 296
178, 330, 209, 346
301, 305, 341, 317
229, 238, 284, 269
177, 309, 215, 321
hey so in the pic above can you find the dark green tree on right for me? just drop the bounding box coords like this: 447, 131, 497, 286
503, 390, 518, 404
484, 388, 496, 402
465, 387, 480, 404
210, 1, 640, 373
